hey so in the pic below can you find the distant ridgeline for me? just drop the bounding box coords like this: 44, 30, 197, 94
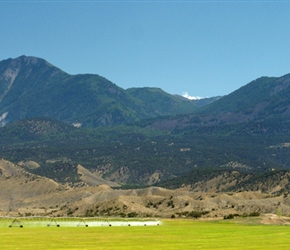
0, 56, 290, 189
0, 55, 211, 128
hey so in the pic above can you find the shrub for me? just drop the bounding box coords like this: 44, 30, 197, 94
167, 200, 174, 208
187, 211, 202, 218
119, 212, 126, 218
224, 214, 235, 220
127, 212, 138, 218
249, 211, 260, 217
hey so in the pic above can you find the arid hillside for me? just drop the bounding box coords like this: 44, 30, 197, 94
1, 159, 290, 219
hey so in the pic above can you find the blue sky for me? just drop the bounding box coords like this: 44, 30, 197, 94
1, 1, 290, 98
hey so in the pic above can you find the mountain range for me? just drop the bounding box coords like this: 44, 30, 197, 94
148, 74, 290, 134
0, 56, 290, 198
0, 56, 219, 128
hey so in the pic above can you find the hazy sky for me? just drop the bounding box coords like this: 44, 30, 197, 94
2, 1, 290, 98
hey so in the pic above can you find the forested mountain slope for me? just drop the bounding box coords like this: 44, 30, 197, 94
149, 74, 290, 134
0, 56, 199, 127
1, 56, 290, 189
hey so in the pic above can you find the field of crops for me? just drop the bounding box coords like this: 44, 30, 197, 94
1, 218, 290, 249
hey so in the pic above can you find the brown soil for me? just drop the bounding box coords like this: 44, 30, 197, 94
1, 159, 290, 222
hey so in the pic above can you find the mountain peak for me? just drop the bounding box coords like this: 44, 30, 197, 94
5, 55, 47, 67
0, 56, 200, 127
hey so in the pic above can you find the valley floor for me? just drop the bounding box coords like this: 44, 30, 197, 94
2, 218, 290, 250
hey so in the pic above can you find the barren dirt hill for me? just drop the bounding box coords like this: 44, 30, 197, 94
0, 159, 62, 213
1, 159, 290, 219
77, 164, 120, 187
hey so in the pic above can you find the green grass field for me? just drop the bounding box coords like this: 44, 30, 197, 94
1, 218, 290, 249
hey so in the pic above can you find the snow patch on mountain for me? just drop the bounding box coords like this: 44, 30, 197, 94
182, 92, 203, 100
0, 112, 8, 127
72, 122, 82, 128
